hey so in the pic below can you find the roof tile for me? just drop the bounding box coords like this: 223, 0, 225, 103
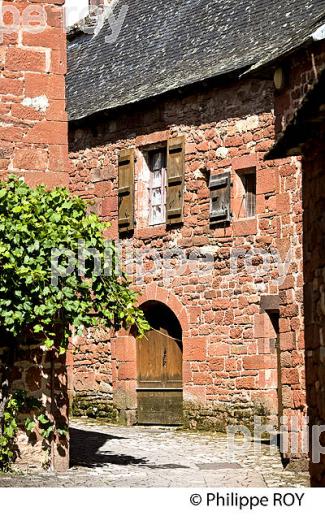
67, 0, 325, 121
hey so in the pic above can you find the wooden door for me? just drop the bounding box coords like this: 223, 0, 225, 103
137, 328, 183, 425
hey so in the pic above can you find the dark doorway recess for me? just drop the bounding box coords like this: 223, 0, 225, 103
137, 301, 183, 426
267, 310, 283, 430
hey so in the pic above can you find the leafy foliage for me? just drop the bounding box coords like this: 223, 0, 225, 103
0, 176, 149, 352
0, 393, 21, 471
0, 390, 66, 472
25, 412, 67, 441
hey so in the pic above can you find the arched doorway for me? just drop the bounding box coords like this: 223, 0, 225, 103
137, 301, 183, 425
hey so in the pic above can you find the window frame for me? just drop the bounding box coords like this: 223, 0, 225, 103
241, 170, 256, 218
147, 147, 167, 226
209, 171, 231, 225
234, 167, 257, 220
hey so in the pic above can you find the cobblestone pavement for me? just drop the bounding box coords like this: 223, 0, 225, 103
0, 418, 310, 487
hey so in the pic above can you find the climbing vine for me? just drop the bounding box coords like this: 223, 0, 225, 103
0, 176, 149, 352
0, 390, 69, 472
0, 176, 150, 470
25, 412, 68, 441
0, 393, 20, 472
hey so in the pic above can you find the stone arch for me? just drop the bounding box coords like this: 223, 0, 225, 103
136, 299, 184, 425
137, 283, 190, 336
111, 284, 199, 425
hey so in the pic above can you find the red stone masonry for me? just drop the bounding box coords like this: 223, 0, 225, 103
302, 134, 325, 486
272, 39, 325, 481
0, 0, 69, 471
274, 40, 325, 135
69, 73, 305, 464
0, 0, 69, 187
272, 39, 325, 467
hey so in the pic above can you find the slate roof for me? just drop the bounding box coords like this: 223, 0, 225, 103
67, 0, 325, 121
266, 67, 325, 159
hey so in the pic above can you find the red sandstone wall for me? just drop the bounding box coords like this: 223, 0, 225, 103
302, 131, 325, 485
274, 40, 325, 136
69, 77, 305, 446
0, 0, 69, 471
0, 0, 69, 187
0, 340, 68, 470
272, 40, 325, 472
70, 326, 115, 419
273, 39, 325, 484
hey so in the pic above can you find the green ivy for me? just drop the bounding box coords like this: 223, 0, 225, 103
0, 176, 150, 353
0, 390, 65, 471
25, 412, 67, 441
0, 393, 22, 472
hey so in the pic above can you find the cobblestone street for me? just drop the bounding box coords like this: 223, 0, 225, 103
0, 419, 309, 488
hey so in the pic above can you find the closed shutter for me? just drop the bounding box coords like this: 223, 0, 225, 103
209, 171, 231, 224
118, 148, 135, 232
166, 136, 185, 225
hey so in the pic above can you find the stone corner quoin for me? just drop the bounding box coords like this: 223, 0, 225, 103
0, 0, 69, 188
0, 0, 69, 472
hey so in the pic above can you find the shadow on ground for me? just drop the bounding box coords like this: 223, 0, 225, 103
69, 427, 189, 470
70, 427, 146, 468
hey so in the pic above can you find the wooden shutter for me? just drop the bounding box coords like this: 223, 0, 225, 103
118, 148, 135, 233
209, 171, 231, 224
166, 136, 185, 225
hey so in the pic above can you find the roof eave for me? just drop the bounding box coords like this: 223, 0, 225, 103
245, 17, 325, 79
266, 68, 325, 160
68, 65, 250, 123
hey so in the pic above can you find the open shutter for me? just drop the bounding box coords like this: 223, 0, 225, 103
209, 171, 231, 224
118, 148, 135, 233
166, 136, 185, 225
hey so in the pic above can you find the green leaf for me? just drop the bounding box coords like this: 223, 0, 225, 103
25, 418, 36, 433
0, 175, 149, 355
38, 414, 50, 425
33, 324, 43, 333
57, 428, 68, 438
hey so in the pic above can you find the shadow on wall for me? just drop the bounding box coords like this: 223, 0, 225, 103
69, 77, 274, 153
0, 332, 69, 471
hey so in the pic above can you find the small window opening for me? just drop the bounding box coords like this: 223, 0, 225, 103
148, 148, 167, 226
241, 170, 256, 218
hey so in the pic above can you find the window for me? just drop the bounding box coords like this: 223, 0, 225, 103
136, 137, 185, 230
148, 149, 167, 226
118, 148, 135, 233
234, 168, 256, 219
242, 171, 256, 217
209, 171, 231, 224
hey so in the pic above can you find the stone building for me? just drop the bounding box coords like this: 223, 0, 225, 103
0, 0, 69, 471
266, 32, 325, 484
66, 0, 325, 466
0, 0, 324, 478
